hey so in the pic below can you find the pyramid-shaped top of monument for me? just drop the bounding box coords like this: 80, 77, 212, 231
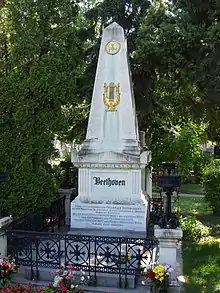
78, 19, 140, 160
103, 22, 124, 34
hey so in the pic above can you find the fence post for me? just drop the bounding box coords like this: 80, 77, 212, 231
58, 188, 73, 227
0, 217, 13, 258
154, 225, 183, 292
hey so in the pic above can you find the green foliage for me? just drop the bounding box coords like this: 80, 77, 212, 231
52, 160, 78, 189
0, 0, 88, 217
135, 0, 220, 142
202, 159, 220, 215
0, 165, 57, 217
193, 151, 212, 183
152, 122, 202, 177
180, 215, 210, 242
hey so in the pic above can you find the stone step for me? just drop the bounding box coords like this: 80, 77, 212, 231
13, 266, 144, 289
12, 273, 151, 293
12, 269, 182, 293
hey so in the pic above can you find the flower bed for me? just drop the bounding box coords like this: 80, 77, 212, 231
0, 259, 87, 293
0, 283, 85, 293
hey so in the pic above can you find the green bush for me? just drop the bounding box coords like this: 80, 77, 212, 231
202, 159, 220, 215
193, 151, 212, 183
0, 164, 57, 217
179, 215, 210, 242
52, 160, 78, 189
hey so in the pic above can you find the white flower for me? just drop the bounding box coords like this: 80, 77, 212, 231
164, 264, 169, 270
168, 267, 174, 273
53, 276, 62, 287
81, 276, 85, 281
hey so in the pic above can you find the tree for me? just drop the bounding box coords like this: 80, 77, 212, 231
135, 0, 220, 143
152, 122, 203, 178
0, 0, 88, 216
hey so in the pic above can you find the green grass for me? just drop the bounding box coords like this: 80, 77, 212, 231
178, 197, 209, 215
183, 240, 220, 293
179, 183, 204, 195
153, 183, 204, 195
180, 196, 220, 293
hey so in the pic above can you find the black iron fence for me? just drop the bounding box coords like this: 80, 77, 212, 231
7, 196, 66, 232
7, 230, 158, 288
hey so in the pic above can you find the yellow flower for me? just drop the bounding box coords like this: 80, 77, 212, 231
153, 265, 165, 274
155, 274, 159, 279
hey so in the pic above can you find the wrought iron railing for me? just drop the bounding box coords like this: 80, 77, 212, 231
7, 230, 158, 288
7, 196, 66, 232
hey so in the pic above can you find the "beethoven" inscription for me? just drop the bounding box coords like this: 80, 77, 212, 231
93, 177, 125, 187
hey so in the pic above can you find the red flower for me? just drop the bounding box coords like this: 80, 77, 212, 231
144, 270, 155, 279
144, 272, 150, 279
149, 271, 156, 278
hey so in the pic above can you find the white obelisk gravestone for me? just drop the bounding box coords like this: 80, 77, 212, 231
71, 22, 151, 235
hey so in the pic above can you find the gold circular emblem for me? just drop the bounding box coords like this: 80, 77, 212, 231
105, 40, 120, 55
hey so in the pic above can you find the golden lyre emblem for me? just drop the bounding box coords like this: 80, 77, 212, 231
103, 82, 120, 112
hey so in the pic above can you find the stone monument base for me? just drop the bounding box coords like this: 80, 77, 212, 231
70, 199, 148, 233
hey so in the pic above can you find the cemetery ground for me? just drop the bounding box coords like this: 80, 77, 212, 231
179, 196, 220, 293
179, 183, 204, 195
153, 183, 204, 195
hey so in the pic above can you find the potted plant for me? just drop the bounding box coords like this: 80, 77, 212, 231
144, 263, 173, 293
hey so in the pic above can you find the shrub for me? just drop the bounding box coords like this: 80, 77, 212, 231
0, 165, 57, 217
202, 159, 220, 215
52, 160, 78, 189
193, 151, 212, 183
179, 215, 210, 242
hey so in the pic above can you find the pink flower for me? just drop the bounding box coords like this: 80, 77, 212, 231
27, 282, 33, 286
68, 264, 75, 271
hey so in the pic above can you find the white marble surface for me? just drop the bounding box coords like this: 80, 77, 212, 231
77, 168, 142, 203
71, 22, 139, 158
0, 216, 12, 258
0, 216, 12, 229
71, 200, 148, 232
154, 226, 183, 272
70, 22, 152, 233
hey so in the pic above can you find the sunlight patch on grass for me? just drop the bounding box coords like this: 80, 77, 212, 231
183, 236, 220, 293
181, 196, 220, 293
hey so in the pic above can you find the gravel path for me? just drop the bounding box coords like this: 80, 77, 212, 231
178, 193, 204, 197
